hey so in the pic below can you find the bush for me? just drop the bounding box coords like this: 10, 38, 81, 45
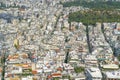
74, 67, 84, 73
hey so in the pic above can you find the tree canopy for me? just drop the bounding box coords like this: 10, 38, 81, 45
62, 0, 120, 10
63, 0, 120, 25
68, 10, 120, 26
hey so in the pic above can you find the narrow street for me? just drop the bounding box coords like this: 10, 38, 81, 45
86, 26, 92, 54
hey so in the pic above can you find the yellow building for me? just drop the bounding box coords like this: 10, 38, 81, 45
14, 39, 19, 50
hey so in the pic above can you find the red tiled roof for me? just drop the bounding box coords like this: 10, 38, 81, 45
52, 73, 62, 77
57, 68, 63, 71
48, 75, 52, 79
32, 70, 37, 74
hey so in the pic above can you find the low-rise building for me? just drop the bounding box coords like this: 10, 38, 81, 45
86, 67, 102, 80
104, 70, 120, 80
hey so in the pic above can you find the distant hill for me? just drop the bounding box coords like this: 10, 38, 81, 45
62, 0, 120, 10
68, 10, 120, 25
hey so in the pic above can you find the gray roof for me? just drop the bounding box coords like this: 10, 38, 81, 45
0, 33, 4, 41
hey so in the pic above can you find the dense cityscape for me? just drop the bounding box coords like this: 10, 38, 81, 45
0, 0, 120, 80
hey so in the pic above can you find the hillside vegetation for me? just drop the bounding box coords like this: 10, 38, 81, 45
63, 0, 120, 25
62, 0, 120, 10
68, 10, 120, 25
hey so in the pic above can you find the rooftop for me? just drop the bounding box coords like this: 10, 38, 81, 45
86, 67, 102, 78
105, 70, 120, 79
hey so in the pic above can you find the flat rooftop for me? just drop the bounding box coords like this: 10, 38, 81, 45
105, 70, 120, 79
